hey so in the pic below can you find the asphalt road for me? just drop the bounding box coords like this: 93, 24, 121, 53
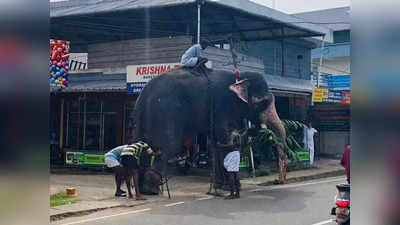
53, 177, 345, 225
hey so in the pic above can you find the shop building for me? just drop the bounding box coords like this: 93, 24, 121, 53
50, 0, 332, 166
294, 7, 351, 157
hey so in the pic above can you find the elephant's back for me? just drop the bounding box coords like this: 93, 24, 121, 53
133, 68, 210, 146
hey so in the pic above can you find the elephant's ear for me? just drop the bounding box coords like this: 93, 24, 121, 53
229, 79, 250, 103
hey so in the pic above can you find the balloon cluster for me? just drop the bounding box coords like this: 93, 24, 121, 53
49, 39, 70, 87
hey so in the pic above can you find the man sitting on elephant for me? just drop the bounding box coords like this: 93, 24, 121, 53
180, 40, 211, 74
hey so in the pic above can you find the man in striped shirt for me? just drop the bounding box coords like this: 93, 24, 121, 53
120, 141, 160, 200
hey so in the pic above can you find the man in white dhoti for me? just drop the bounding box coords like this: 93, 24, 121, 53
217, 124, 243, 199
303, 121, 318, 165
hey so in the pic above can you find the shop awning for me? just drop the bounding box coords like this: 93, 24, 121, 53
51, 72, 126, 93
50, 0, 332, 51
263, 74, 314, 94
51, 70, 313, 94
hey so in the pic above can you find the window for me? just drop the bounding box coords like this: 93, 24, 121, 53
65, 99, 119, 151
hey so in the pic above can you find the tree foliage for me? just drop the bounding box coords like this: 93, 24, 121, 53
248, 120, 306, 166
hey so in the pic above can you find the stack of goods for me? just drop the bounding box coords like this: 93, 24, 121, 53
49, 39, 70, 87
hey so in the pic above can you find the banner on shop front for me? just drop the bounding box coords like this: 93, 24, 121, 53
312, 88, 329, 102
126, 63, 181, 94
342, 91, 351, 104
313, 88, 351, 104
65, 152, 105, 167
326, 90, 343, 103
319, 74, 350, 90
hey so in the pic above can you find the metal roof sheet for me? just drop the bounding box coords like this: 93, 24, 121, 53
50, 0, 333, 47
292, 7, 351, 31
50, 0, 196, 17
50, 70, 312, 93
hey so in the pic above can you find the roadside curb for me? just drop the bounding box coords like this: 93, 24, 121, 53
50, 202, 148, 222
258, 169, 346, 186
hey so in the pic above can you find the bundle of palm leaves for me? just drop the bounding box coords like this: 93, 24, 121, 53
249, 120, 306, 165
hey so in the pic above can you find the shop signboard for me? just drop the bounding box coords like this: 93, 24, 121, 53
126, 63, 181, 94
312, 88, 329, 102
326, 90, 343, 103
65, 152, 105, 167
342, 91, 351, 104
320, 74, 351, 90
295, 150, 310, 162
313, 104, 350, 131
239, 155, 249, 169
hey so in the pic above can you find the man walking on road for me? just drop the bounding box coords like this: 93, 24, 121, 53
303, 121, 318, 165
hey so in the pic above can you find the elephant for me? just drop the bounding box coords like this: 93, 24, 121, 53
133, 68, 287, 192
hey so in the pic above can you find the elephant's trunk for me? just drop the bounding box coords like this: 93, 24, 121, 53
258, 93, 287, 184
258, 94, 286, 140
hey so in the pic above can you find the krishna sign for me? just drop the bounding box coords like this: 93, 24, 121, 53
127, 63, 181, 94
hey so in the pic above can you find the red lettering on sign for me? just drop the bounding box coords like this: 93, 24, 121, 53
143, 67, 148, 74
167, 65, 171, 71
155, 66, 160, 74
136, 67, 142, 75
160, 65, 167, 73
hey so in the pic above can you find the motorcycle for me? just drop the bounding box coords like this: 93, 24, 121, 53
331, 183, 350, 225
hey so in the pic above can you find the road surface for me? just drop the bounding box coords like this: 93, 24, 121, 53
53, 177, 345, 225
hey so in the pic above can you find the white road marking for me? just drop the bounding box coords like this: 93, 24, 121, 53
164, 201, 185, 207
311, 219, 334, 225
196, 196, 214, 201
249, 177, 345, 192
247, 195, 276, 200
249, 188, 264, 192
60, 208, 151, 225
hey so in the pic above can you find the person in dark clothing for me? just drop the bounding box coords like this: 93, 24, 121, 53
216, 124, 243, 199
341, 144, 350, 184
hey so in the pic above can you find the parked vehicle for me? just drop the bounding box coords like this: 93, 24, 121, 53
331, 183, 350, 225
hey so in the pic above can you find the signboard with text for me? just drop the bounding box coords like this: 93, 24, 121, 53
127, 63, 181, 94
319, 74, 351, 90
65, 152, 105, 167
341, 91, 351, 104
312, 88, 329, 102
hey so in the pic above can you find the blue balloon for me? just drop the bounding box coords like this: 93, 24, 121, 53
55, 66, 60, 71
65, 66, 70, 71
54, 72, 61, 78
50, 78, 55, 83
59, 69, 65, 75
